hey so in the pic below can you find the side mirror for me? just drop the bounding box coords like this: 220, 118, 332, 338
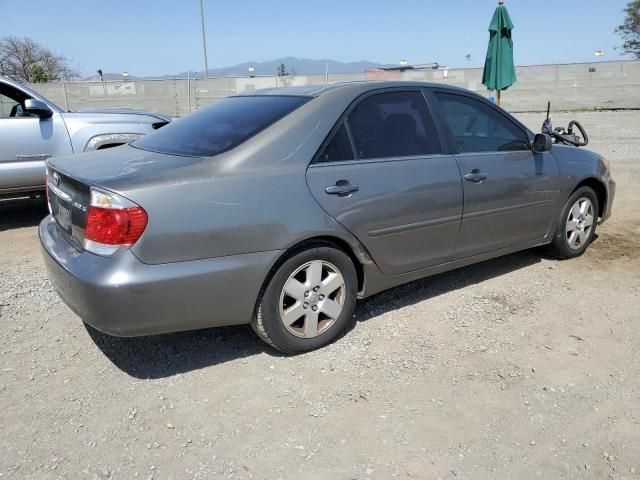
532, 133, 552, 153
24, 99, 53, 119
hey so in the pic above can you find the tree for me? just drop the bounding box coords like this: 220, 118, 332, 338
616, 1, 640, 59
30, 64, 51, 83
277, 63, 289, 77
0, 36, 79, 83
276, 63, 296, 87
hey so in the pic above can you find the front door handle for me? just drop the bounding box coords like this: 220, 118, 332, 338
464, 170, 488, 183
325, 180, 359, 197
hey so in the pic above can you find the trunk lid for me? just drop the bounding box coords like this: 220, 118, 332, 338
48, 144, 201, 185
46, 167, 91, 249
47, 145, 203, 248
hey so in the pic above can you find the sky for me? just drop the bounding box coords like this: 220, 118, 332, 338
1, 0, 634, 77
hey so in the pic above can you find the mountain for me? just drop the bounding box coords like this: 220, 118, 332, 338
183, 57, 391, 77
81, 57, 390, 81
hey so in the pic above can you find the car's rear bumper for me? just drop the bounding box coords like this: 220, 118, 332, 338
39, 216, 281, 336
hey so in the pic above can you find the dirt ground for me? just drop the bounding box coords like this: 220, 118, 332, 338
1, 111, 639, 480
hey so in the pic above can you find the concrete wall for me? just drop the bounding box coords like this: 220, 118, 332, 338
30, 61, 640, 117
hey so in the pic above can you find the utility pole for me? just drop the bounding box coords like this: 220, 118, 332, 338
200, 0, 209, 78
187, 71, 192, 113
97, 69, 107, 96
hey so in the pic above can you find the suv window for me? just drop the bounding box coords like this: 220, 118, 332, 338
133, 95, 310, 157
0, 93, 20, 117
435, 93, 530, 153
0, 83, 29, 118
347, 91, 440, 159
317, 123, 355, 163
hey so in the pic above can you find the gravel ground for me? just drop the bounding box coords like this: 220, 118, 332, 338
0, 111, 639, 480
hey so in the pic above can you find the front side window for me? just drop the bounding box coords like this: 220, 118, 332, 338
347, 91, 440, 160
133, 95, 310, 157
0, 93, 21, 117
435, 93, 530, 153
0, 83, 29, 118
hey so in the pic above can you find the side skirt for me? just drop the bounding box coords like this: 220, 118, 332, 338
359, 236, 551, 298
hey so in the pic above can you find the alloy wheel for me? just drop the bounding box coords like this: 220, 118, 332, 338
278, 260, 346, 338
565, 197, 595, 250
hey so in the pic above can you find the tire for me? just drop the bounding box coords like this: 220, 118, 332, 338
251, 246, 358, 354
546, 186, 599, 259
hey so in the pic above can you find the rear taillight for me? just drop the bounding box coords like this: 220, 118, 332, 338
83, 187, 148, 256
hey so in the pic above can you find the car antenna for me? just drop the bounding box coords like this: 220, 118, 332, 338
546, 101, 551, 123
542, 101, 553, 136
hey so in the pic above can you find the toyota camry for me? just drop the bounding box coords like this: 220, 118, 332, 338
40, 82, 615, 353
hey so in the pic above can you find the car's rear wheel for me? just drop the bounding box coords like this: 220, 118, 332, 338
251, 245, 357, 353
546, 186, 599, 259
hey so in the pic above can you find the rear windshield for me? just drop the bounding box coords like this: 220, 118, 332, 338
133, 95, 310, 157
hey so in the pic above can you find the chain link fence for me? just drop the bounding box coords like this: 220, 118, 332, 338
29, 61, 640, 117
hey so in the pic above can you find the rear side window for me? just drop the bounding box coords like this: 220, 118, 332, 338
133, 95, 310, 157
347, 91, 440, 160
435, 93, 530, 154
317, 123, 355, 163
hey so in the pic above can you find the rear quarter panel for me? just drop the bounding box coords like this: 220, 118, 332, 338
124, 168, 359, 265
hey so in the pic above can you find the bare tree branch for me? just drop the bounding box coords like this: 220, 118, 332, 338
0, 36, 80, 83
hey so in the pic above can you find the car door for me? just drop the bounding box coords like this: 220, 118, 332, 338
306, 89, 463, 276
0, 81, 72, 192
432, 91, 560, 259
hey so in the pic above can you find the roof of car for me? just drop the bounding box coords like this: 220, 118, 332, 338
246, 81, 470, 98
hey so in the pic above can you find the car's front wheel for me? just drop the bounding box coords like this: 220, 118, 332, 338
251, 245, 357, 353
546, 186, 599, 259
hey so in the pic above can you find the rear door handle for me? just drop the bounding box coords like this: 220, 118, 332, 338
325, 180, 359, 197
464, 171, 488, 183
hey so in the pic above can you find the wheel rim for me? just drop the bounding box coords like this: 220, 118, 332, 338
565, 197, 595, 250
279, 260, 346, 339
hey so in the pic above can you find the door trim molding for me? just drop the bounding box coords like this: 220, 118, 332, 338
464, 199, 556, 220
368, 215, 460, 238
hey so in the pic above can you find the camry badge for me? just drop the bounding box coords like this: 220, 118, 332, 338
52, 172, 61, 187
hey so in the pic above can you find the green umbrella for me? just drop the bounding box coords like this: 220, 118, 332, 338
482, 0, 516, 106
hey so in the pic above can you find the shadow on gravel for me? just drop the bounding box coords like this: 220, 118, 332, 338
85, 323, 283, 379
0, 196, 48, 231
87, 249, 542, 379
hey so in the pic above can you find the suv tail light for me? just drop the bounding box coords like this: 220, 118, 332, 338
84, 187, 148, 256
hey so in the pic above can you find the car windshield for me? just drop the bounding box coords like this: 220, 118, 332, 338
132, 95, 310, 157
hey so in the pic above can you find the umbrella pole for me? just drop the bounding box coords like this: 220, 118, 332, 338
497, 89, 501, 107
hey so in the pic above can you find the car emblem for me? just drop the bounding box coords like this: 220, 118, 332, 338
52, 172, 61, 186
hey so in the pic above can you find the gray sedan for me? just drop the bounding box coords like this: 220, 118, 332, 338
40, 82, 615, 353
